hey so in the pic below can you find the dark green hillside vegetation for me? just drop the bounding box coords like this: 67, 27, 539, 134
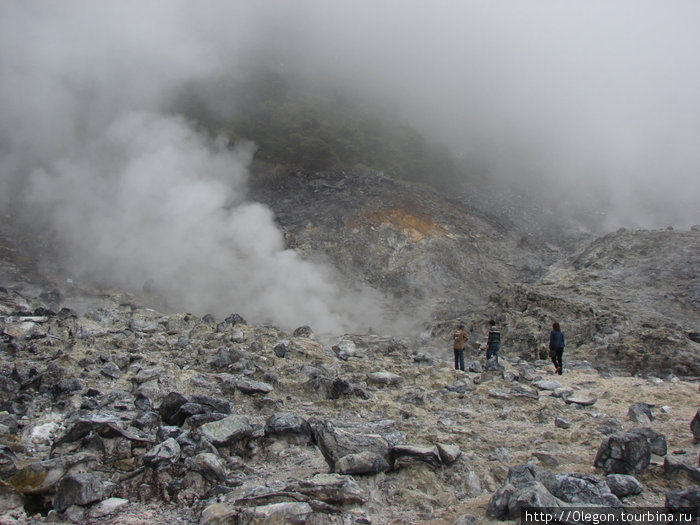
172, 69, 465, 187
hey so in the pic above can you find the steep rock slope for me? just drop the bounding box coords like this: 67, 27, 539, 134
251, 169, 699, 377
249, 168, 552, 320
487, 228, 700, 377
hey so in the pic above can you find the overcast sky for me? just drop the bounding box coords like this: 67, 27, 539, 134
0, 1, 698, 329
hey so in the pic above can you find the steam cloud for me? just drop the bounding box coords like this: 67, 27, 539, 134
1, 1, 699, 330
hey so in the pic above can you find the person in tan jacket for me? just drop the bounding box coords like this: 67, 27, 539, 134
453, 323, 468, 371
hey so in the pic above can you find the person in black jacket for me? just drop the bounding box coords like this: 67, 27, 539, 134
549, 322, 565, 375
486, 320, 501, 363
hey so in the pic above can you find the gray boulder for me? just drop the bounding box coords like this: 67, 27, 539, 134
158, 391, 189, 426
605, 474, 643, 498
336, 451, 391, 475
663, 452, 700, 481
594, 431, 651, 474
392, 444, 442, 468
235, 378, 274, 395
264, 412, 312, 444
199, 415, 253, 447
52, 473, 105, 513
628, 402, 654, 426
630, 427, 667, 456
488, 480, 562, 520
665, 488, 700, 512
308, 418, 392, 473
691, 409, 700, 443
487, 465, 622, 520
143, 438, 181, 468
286, 472, 366, 506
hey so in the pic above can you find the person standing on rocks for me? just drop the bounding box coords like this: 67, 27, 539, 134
453, 323, 467, 371
486, 319, 501, 363
549, 322, 565, 375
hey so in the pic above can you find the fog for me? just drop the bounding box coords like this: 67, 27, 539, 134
1, 1, 699, 330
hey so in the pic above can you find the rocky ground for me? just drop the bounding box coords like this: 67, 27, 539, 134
1, 169, 698, 523
1, 271, 698, 524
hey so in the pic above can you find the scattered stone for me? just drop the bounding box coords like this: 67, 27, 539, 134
143, 438, 181, 468
605, 474, 643, 498
264, 412, 312, 444
665, 488, 700, 512
367, 371, 402, 386
628, 402, 653, 426
235, 378, 274, 395
554, 416, 571, 429
663, 452, 700, 481
564, 395, 597, 407
691, 409, 700, 443
468, 360, 482, 373
88, 497, 129, 519
100, 362, 121, 380
199, 415, 253, 447
436, 443, 461, 465
533, 380, 562, 391
393, 444, 441, 468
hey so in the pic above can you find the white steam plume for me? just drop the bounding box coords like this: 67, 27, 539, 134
0, 2, 395, 334
26, 111, 375, 333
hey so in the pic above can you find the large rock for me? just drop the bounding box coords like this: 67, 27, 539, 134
628, 402, 653, 426
286, 473, 366, 506
199, 415, 253, 447
605, 474, 644, 498
663, 452, 700, 481
488, 480, 562, 520
691, 409, 700, 443
56, 412, 151, 445
594, 431, 651, 474
143, 438, 181, 469
308, 418, 392, 473
8, 453, 97, 495
392, 444, 442, 468
336, 451, 391, 475
630, 427, 667, 456
264, 413, 312, 444
487, 465, 622, 520
52, 473, 105, 512
158, 391, 190, 427
665, 488, 700, 512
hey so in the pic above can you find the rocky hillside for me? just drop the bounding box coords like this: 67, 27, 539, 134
0, 275, 698, 524
249, 168, 558, 318
250, 168, 700, 378
1, 168, 699, 524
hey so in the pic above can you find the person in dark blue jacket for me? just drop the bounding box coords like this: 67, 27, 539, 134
549, 322, 565, 375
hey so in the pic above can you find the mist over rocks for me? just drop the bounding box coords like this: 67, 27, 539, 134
0, 2, 699, 522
